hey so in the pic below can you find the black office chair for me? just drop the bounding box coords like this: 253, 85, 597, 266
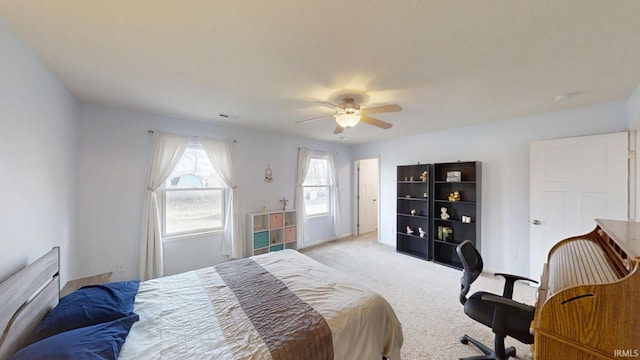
455, 240, 537, 360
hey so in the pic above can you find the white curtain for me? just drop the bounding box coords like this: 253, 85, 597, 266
295, 148, 313, 244
139, 132, 190, 280
200, 138, 241, 259
327, 152, 342, 236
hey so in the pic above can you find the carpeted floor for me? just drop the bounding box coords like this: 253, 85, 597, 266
300, 233, 535, 360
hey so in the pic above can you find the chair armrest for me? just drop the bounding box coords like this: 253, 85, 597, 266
494, 273, 539, 285
480, 293, 533, 312
494, 273, 538, 298
481, 293, 535, 337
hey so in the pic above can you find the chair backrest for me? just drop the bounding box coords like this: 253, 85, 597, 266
456, 240, 483, 305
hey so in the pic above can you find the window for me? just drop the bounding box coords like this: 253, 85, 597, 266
162, 145, 224, 237
302, 156, 331, 216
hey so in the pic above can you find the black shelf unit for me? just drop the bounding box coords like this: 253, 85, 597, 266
431, 161, 481, 269
396, 164, 432, 260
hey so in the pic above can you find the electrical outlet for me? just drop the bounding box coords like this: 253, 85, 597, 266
117, 263, 125, 273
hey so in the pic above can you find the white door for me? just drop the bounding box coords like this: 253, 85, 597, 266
529, 132, 628, 281
358, 158, 379, 234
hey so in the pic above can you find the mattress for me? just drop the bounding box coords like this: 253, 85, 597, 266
118, 249, 403, 359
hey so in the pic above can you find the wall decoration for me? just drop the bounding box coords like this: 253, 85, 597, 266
280, 197, 288, 210
440, 207, 450, 220
264, 164, 273, 183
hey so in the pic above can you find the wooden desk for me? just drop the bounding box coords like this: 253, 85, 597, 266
60, 272, 113, 297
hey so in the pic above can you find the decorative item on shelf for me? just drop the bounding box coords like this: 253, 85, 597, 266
284, 220, 289, 226
420, 171, 428, 182
418, 227, 425, 238
409, 176, 414, 181
406, 226, 414, 235
440, 207, 450, 220
260, 205, 267, 213
264, 164, 273, 183
438, 226, 453, 241
404, 177, 408, 181
446, 171, 462, 182
410, 209, 416, 216
423, 192, 428, 199
280, 197, 288, 210
462, 216, 472, 223
405, 194, 411, 198
448, 190, 461, 201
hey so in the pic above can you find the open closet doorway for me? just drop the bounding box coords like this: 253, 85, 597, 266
356, 158, 379, 236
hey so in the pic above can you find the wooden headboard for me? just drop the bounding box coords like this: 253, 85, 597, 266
0, 247, 60, 359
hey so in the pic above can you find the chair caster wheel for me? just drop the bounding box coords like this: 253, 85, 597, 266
460, 336, 468, 345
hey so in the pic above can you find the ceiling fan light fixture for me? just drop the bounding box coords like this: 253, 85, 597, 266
335, 112, 361, 128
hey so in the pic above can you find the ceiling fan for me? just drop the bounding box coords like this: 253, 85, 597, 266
295, 98, 401, 134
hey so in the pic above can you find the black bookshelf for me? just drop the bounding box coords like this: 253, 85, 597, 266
396, 164, 432, 260
431, 161, 481, 269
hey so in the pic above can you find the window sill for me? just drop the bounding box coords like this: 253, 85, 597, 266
163, 229, 223, 243
306, 213, 332, 220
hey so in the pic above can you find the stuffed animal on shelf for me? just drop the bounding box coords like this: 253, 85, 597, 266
418, 227, 426, 238
440, 207, 450, 220
406, 226, 413, 235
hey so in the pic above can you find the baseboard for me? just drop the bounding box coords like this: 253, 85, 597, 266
297, 233, 353, 250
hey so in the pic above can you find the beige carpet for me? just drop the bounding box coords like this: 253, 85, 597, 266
300, 233, 535, 360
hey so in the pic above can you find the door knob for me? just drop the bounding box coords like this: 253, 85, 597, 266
532, 220, 541, 225
372, 199, 376, 202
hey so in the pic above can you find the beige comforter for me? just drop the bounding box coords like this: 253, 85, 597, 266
119, 249, 403, 360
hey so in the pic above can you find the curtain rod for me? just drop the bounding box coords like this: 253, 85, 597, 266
148, 130, 237, 143
298, 147, 338, 155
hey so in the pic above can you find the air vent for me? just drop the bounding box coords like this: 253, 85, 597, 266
219, 113, 239, 120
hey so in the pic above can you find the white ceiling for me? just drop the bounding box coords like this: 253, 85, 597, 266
2, 1, 640, 144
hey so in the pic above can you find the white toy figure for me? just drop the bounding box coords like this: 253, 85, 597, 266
440, 207, 450, 220
418, 227, 425, 238
406, 226, 413, 235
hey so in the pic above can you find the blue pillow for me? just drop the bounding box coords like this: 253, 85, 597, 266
10, 314, 139, 360
29, 280, 140, 343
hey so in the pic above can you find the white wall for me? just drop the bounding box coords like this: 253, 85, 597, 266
0, 19, 78, 284
75, 103, 352, 280
3, 10, 638, 284
628, 84, 640, 129
627, 84, 640, 220
353, 101, 629, 276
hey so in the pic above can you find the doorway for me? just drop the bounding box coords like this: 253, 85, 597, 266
356, 158, 379, 236
529, 131, 629, 281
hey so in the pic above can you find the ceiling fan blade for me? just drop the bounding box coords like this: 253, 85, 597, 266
361, 116, 393, 129
295, 114, 334, 124
334, 125, 345, 134
316, 100, 339, 109
361, 104, 401, 115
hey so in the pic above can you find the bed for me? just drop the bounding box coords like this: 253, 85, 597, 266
0, 248, 403, 359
